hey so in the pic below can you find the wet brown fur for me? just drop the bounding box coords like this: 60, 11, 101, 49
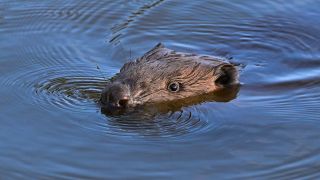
101, 43, 239, 107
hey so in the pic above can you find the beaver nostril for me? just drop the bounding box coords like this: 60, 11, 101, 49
118, 99, 129, 107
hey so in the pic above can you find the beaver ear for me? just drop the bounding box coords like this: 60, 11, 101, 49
213, 64, 239, 86
153, 42, 165, 49
138, 43, 169, 62
145, 43, 165, 55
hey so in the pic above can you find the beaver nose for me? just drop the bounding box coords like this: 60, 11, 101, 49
108, 93, 129, 108
100, 83, 131, 108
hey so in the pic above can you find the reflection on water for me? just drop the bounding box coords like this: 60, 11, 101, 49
1, 0, 320, 179
100, 85, 240, 137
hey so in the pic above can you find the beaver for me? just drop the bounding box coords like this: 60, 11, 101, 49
100, 43, 239, 109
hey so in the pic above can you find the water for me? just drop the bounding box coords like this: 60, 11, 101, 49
1, 0, 320, 179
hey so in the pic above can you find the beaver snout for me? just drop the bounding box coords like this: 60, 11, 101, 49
100, 83, 131, 108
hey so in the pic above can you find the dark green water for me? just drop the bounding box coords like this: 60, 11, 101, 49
1, 0, 320, 179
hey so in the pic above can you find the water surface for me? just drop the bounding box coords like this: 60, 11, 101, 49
1, 0, 320, 179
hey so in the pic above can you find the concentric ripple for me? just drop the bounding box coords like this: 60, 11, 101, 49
95, 86, 240, 138
1, 64, 107, 113
3, 1, 122, 35
96, 105, 222, 139
35, 75, 106, 113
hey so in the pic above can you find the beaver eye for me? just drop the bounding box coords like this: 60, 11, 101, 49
168, 82, 180, 92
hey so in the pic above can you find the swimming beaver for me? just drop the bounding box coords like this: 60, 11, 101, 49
100, 43, 239, 108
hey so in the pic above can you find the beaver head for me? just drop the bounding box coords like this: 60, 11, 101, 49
100, 43, 239, 109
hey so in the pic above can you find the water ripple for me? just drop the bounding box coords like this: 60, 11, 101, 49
98, 105, 217, 139
109, 0, 165, 44
3, 1, 121, 35
1, 65, 106, 113
1, 0, 320, 178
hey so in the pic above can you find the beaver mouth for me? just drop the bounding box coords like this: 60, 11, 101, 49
100, 97, 129, 108
100, 98, 140, 116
